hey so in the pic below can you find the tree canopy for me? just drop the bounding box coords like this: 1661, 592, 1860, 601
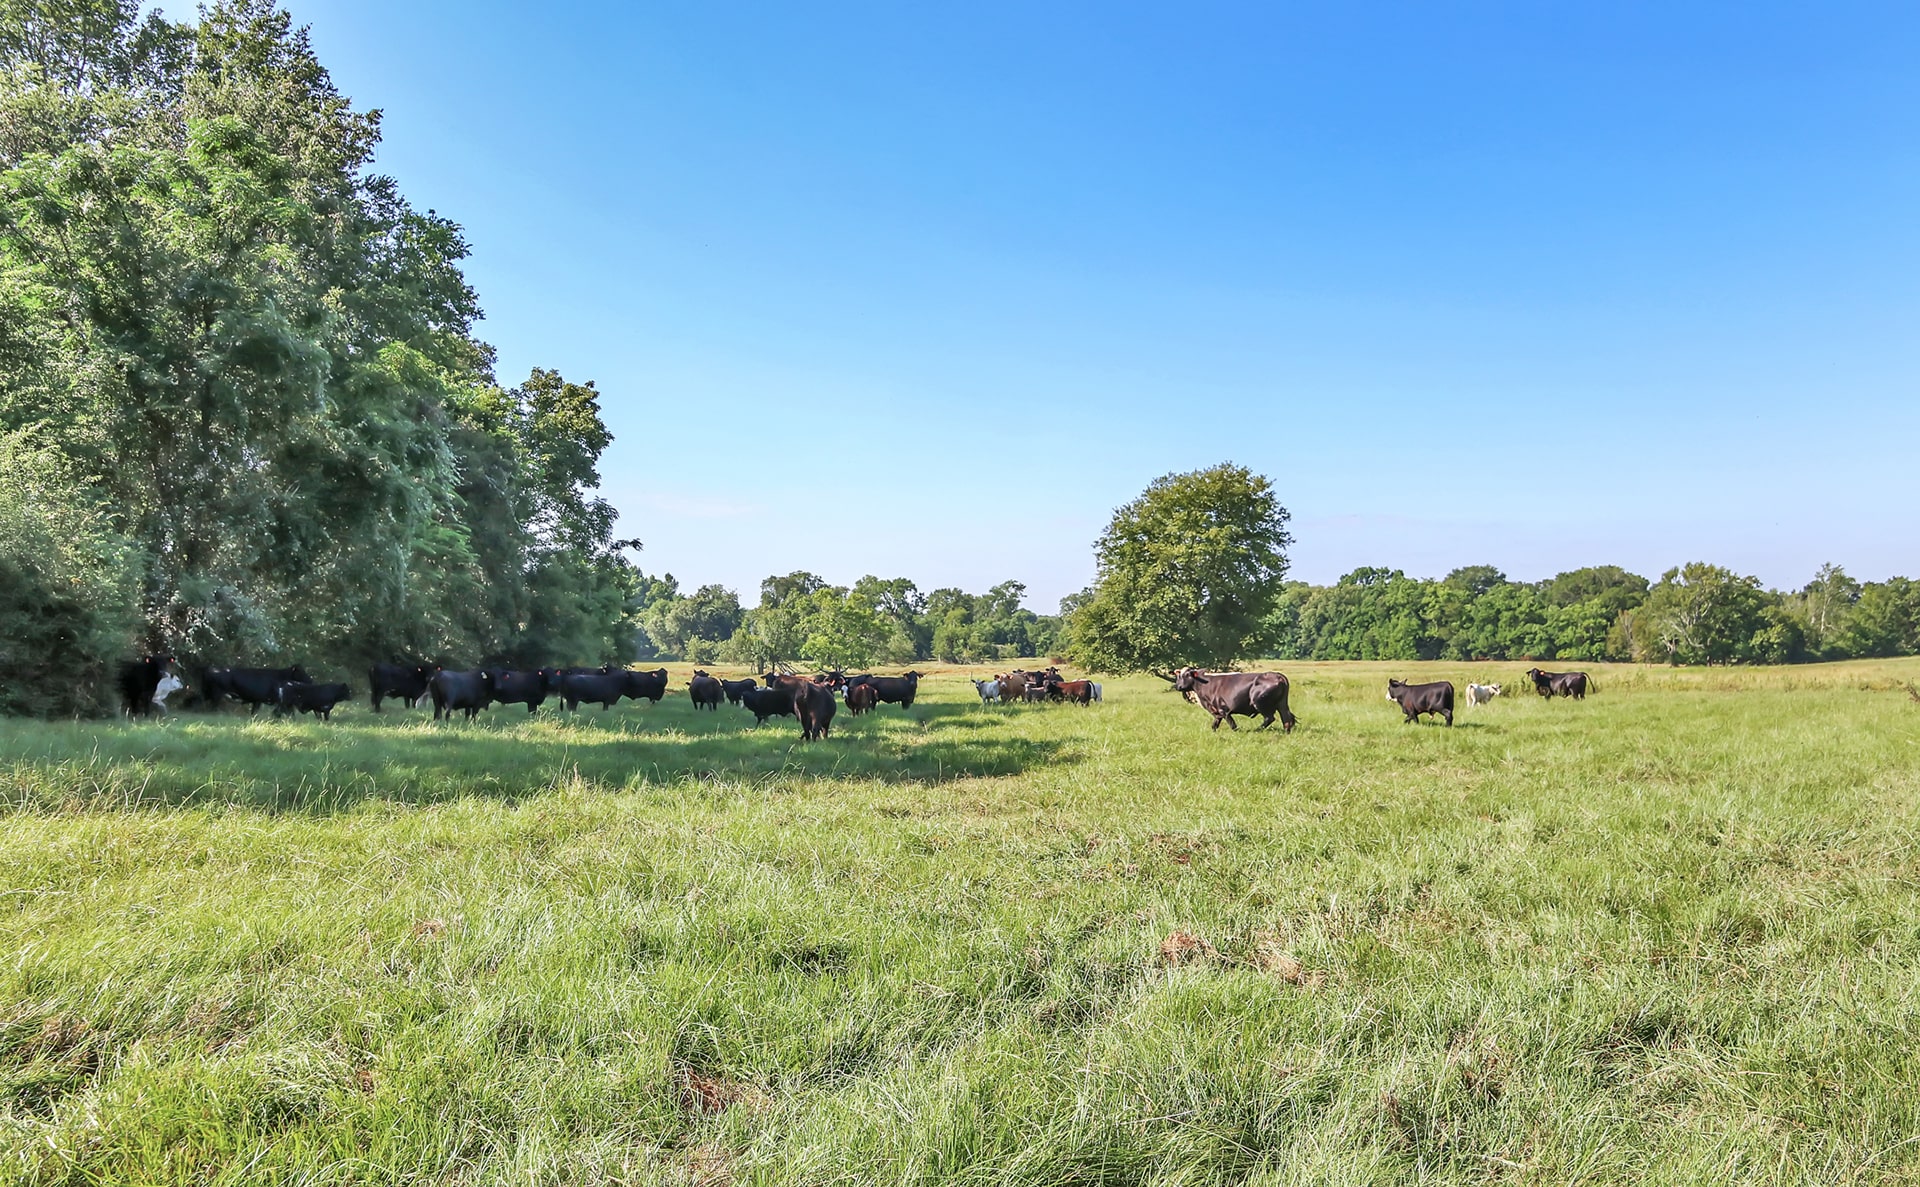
1065, 463, 1292, 673
0, 0, 642, 709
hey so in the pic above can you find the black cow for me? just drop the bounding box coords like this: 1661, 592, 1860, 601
275, 681, 351, 720
688, 672, 724, 711
861, 671, 923, 709
203, 666, 311, 713
719, 676, 757, 704
623, 668, 670, 704
1165, 668, 1298, 732
793, 679, 836, 741
1525, 667, 1594, 699
117, 655, 176, 718
486, 669, 560, 715
1023, 683, 1053, 703
431, 669, 494, 721
739, 683, 798, 725
368, 663, 436, 712
559, 671, 636, 711
1387, 679, 1453, 726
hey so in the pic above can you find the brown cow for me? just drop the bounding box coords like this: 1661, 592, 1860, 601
1053, 679, 1093, 705
846, 682, 878, 715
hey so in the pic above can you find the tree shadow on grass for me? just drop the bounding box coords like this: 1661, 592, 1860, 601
0, 696, 1074, 814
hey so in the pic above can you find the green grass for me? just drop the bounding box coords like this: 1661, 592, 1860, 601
2, 659, 1918, 1185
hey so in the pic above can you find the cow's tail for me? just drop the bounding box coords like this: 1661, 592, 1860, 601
1587, 673, 1597, 694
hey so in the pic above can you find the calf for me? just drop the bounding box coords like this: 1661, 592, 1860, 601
431, 669, 494, 721
369, 663, 436, 712
688, 672, 724, 710
794, 679, 837, 740
1525, 668, 1594, 699
1387, 678, 1453, 726
846, 682, 878, 715
118, 655, 176, 718
1022, 683, 1053, 703
151, 672, 186, 713
203, 666, 311, 713
971, 679, 1001, 703
719, 676, 757, 704
1465, 682, 1501, 706
1167, 668, 1297, 732
276, 681, 351, 720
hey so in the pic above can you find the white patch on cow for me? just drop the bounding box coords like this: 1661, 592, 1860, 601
151, 673, 184, 708
1090, 682, 1103, 702
972, 679, 1000, 702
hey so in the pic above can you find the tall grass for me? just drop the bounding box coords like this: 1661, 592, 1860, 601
1, 659, 1917, 1184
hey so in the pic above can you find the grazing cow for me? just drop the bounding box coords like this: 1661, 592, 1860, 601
846, 682, 878, 715
151, 672, 185, 713
740, 683, 798, 725
794, 679, 837, 740
719, 676, 757, 705
488, 669, 560, 715
431, 669, 494, 721
203, 666, 311, 713
369, 663, 437, 712
1053, 679, 1094, 705
1165, 668, 1298, 732
1387, 678, 1453, 726
971, 679, 1001, 703
1465, 682, 1502, 706
861, 671, 923, 709
1525, 668, 1594, 699
1090, 682, 1103, 703
118, 655, 176, 718
688, 672, 724, 710
275, 681, 351, 720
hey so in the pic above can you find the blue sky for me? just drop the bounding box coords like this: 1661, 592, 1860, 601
290, 1, 1918, 609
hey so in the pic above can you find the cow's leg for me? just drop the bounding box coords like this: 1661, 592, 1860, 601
1257, 712, 1275, 730
1224, 713, 1239, 731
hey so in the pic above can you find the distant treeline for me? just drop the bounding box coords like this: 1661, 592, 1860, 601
1263, 563, 1919, 665
630, 572, 1064, 669
0, 3, 641, 714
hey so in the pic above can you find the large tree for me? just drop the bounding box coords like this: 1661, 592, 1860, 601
1066, 463, 1291, 672
0, 0, 640, 699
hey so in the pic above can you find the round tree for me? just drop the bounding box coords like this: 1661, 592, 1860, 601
1066, 463, 1292, 672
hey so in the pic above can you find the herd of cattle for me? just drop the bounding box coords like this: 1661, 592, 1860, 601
111, 656, 1596, 737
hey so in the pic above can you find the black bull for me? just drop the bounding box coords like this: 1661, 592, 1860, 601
1525, 668, 1594, 699
1164, 669, 1298, 732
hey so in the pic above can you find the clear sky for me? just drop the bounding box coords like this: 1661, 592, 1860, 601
288, 1, 1918, 610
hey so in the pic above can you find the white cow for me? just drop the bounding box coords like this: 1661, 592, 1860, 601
972, 679, 1001, 703
151, 672, 185, 713
1090, 682, 1103, 703
1465, 682, 1501, 706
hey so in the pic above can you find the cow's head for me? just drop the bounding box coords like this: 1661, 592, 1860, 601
1489, 684, 1502, 696
1386, 678, 1406, 701
1171, 667, 1207, 692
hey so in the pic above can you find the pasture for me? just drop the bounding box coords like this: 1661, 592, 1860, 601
2, 660, 1918, 1185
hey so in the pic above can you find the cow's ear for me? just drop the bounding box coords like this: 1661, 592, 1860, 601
1193, 673, 1209, 683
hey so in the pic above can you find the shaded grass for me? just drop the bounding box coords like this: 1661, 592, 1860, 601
0, 659, 1917, 1184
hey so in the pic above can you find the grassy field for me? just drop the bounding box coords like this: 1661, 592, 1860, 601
1, 658, 1917, 1185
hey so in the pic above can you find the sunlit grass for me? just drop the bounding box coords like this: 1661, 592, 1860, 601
1, 658, 1917, 1184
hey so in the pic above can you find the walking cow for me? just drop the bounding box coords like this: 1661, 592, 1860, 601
1387, 679, 1453, 726
1160, 668, 1297, 733
1525, 668, 1594, 699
